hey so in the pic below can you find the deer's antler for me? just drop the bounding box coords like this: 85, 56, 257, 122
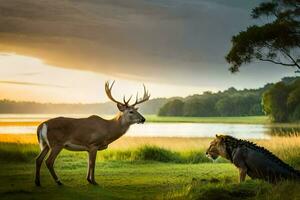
105, 81, 125, 105
105, 81, 150, 107
131, 84, 150, 107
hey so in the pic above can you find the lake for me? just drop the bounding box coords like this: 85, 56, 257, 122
0, 114, 299, 139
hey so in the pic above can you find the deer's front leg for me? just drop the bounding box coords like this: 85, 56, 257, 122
87, 147, 98, 185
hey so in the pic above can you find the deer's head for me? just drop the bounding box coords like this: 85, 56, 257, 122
105, 81, 150, 125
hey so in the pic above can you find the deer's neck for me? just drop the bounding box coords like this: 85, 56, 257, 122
107, 113, 130, 142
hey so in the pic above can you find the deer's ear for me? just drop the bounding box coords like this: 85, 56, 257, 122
117, 103, 126, 112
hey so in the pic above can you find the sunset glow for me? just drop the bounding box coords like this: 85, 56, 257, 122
0, 53, 218, 103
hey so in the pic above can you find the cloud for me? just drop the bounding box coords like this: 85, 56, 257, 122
0, 80, 66, 88
16, 72, 41, 76
0, 0, 284, 88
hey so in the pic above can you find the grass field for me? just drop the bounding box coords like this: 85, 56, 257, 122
145, 115, 271, 124
0, 135, 300, 199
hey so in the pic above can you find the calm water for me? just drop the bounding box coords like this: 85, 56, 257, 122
0, 114, 299, 139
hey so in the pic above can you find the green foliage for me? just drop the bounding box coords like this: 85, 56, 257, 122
183, 94, 219, 117
262, 77, 300, 122
158, 77, 300, 119
101, 146, 213, 164
262, 82, 290, 122
158, 99, 184, 116
133, 146, 181, 162
226, 0, 300, 72
291, 105, 300, 122
159, 86, 265, 117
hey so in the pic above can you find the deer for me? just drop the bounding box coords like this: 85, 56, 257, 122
35, 81, 150, 186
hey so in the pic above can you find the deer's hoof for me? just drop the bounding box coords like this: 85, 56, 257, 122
35, 179, 41, 187
56, 180, 63, 186
91, 181, 98, 185
87, 179, 98, 185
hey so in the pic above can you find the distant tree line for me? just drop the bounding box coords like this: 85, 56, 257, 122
159, 77, 300, 122
0, 98, 167, 115
158, 87, 267, 117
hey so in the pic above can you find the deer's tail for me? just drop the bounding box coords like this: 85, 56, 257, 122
37, 123, 49, 150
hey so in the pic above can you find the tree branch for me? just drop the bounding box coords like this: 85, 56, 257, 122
279, 48, 300, 69
258, 58, 297, 66
261, 41, 300, 69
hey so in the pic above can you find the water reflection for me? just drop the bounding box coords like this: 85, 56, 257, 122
0, 114, 298, 139
0, 123, 276, 139
267, 126, 300, 137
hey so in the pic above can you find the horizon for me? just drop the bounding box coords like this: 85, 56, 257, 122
0, 73, 294, 105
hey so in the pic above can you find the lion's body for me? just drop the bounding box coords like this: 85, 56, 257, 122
207, 135, 300, 183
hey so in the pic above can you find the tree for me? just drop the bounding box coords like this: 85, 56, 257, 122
262, 82, 290, 122
262, 77, 300, 122
226, 0, 300, 73
158, 99, 184, 116
286, 79, 300, 120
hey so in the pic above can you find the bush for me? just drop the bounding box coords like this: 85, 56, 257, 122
99, 146, 217, 163
133, 146, 181, 162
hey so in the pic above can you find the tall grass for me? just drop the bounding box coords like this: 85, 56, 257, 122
100, 145, 214, 163
161, 178, 300, 200
0, 143, 38, 162
0, 134, 299, 166
0, 143, 213, 164
0, 135, 299, 168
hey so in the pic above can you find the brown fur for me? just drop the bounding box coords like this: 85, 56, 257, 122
206, 135, 228, 160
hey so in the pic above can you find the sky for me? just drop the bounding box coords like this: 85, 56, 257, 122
0, 0, 296, 103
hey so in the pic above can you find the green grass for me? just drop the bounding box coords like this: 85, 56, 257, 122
145, 115, 270, 124
0, 142, 300, 200
0, 143, 223, 164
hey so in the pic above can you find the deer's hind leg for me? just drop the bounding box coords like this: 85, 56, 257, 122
35, 146, 50, 186
46, 146, 63, 185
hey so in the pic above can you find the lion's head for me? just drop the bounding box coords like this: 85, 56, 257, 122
206, 135, 228, 160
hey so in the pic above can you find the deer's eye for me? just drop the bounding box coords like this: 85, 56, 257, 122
129, 111, 134, 114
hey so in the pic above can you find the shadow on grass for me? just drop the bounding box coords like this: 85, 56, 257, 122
163, 178, 300, 200
0, 143, 38, 162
